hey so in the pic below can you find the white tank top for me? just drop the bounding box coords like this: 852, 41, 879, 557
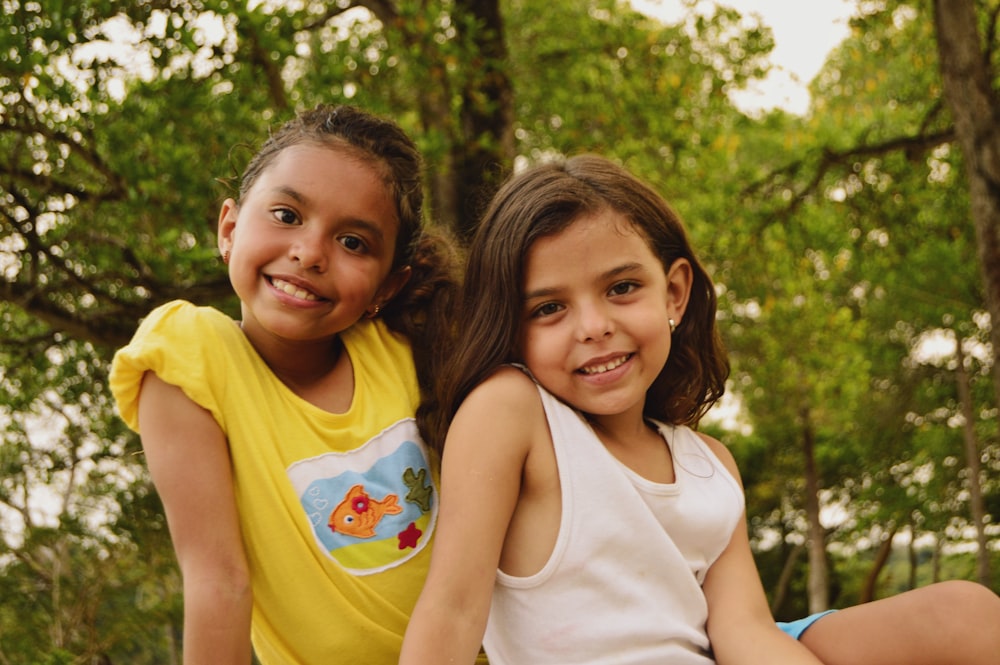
482, 380, 744, 664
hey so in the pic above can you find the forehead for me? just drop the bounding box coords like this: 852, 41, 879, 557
262, 142, 384, 186
258, 143, 397, 220
526, 210, 652, 268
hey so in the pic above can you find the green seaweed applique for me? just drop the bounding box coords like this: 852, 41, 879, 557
402, 467, 434, 512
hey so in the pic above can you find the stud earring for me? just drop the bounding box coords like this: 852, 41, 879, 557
669, 318, 677, 333
367, 304, 381, 319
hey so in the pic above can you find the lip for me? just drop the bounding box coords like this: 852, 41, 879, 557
267, 274, 326, 304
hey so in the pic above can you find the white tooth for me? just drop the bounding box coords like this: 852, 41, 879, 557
583, 355, 627, 374
273, 278, 317, 301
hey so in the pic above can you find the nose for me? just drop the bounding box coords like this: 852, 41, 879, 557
288, 231, 328, 272
576, 301, 614, 342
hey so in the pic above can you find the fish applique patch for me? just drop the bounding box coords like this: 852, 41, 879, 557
328, 484, 403, 538
287, 418, 437, 574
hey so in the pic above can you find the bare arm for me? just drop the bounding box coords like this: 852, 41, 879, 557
699, 436, 825, 665
137, 372, 253, 665
400, 369, 541, 665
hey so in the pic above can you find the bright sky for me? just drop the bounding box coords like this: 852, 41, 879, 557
631, 0, 856, 114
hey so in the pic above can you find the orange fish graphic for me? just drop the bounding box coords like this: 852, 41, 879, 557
328, 484, 403, 538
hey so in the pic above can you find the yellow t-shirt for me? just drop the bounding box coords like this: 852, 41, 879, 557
111, 300, 438, 664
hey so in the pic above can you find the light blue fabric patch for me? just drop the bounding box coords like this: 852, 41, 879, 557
777, 610, 837, 640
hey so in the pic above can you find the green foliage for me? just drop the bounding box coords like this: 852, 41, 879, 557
709, 0, 997, 609
506, 0, 774, 229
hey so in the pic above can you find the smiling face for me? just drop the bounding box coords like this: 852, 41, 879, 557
218, 143, 408, 349
519, 209, 692, 425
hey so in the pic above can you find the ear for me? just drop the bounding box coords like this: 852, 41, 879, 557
665, 258, 693, 324
372, 265, 412, 310
218, 198, 238, 258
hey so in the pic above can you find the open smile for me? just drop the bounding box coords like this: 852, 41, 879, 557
269, 277, 322, 302
578, 354, 632, 375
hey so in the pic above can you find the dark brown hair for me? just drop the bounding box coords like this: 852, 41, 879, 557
238, 104, 460, 400
424, 154, 729, 451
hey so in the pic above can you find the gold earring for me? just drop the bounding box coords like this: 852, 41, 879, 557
367, 304, 381, 319
669, 318, 677, 333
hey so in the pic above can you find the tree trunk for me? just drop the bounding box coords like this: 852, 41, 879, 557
932, 535, 942, 583
370, 0, 514, 240
770, 541, 805, 615
934, 0, 1000, 416
448, 0, 515, 239
860, 525, 897, 603
801, 406, 829, 613
165, 622, 179, 665
954, 332, 991, 585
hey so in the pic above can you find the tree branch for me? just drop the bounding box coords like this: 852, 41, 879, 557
0, 111, 127, 200
297, 3, 372, 31
353, 0, 401, 28
237, 11, 290, 111
744, 128, 956, 204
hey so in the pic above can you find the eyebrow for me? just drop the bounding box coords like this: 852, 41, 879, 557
344, 217, 388, 243
523, 261, 644, 301
273, 185, 307, 203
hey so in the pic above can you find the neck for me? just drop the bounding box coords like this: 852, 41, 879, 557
237, 317, 345, 387
586, 405, 651, 450
266, 337, 344, 388
257, 335, 354, 413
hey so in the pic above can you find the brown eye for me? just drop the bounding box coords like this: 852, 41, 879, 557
273, 208, 299, 225
532, 302, 563, 318
609, 281, 637, 296
339, 235, 369, 253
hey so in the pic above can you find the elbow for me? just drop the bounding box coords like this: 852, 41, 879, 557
225, 556, 252, 597
215, 562, 252, 606
181, 556, 253, 610
218, 568, 253, 608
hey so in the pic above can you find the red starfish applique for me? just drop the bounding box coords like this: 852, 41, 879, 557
397, 522, 422, 550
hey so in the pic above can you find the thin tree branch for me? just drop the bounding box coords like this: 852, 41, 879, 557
743, 128, 956, 204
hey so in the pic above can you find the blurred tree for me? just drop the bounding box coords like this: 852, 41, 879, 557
933, 0, 1000, 419
720, 0, 998, 608
932, 0, 1000, 586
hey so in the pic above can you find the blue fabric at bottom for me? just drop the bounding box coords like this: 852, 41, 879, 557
777, 610, 837, 640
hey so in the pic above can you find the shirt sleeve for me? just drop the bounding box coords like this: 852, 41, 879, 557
110, 300, 229, 432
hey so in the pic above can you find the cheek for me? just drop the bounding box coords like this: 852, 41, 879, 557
340, 265, 387, 303
519, 328, 557, 365
230, 234, 274, 272
226, 251, 253, 284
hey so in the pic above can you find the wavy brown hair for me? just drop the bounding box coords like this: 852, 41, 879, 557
423, 155, 729, 452
237, 104, 461, 402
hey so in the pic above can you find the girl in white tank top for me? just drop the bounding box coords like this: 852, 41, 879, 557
401, 155, 1000, 665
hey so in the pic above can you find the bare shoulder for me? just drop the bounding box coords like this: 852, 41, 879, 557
694, 430, 743, 487
445, 366, 545, 461
458, 366, 542, 420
